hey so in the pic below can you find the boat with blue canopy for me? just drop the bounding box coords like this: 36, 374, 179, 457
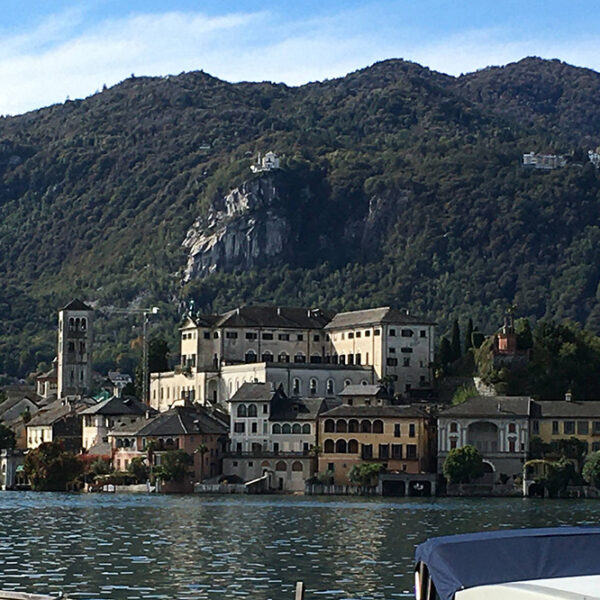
414, 526, 600, 600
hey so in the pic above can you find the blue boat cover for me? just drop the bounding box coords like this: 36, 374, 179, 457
415, 526, 600, 600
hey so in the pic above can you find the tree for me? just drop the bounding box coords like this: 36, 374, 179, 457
135, 336, 170, 398
464, 318, 474, 352
438, 337, 452, 369
152, 450, 193, 482
450, 320, 461, 361
88, 458, 112, 477
128, 457, 149, 483
0, 423, 15, 450
442, 445, 484, 484
516, 318, 533, 350
195, 443, 208, 482
583, 451, 600, 488
24, 441, 84, 491
348, 462, 385, 487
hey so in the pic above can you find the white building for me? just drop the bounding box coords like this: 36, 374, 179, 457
250, 151, 280, 173
522, 152, 566, 170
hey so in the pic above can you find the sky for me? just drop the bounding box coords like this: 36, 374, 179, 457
1, 0, 599, 116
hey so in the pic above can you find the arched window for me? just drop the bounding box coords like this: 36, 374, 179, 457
261, 460, 270, 468
326, 379, 335, 395
324, 439, 335, 453
262, 351, 273, 363
166, 438, 175, 448
292, 424, 301, 434
275, 461, 287, 471
291, 461, 303, 472
361, 420, 372, 433
361, 379, 368, 386
335, 439, 347, 453
237, 404, 247, 417
292, 378, 301, 394
278, 352, 290, 363
309, 378, 317, 395
245, 350, 257, 363
247, 404, 257, 417
373, 420, 384, 434
348, 439, 359, 453
344, 379, 352, 388
302, 424, 311, 434
450, 422, 458, 433
294, 353, 306, 363
75, 318, 80, 330
69, 318, 75, 331
335, 420, 347, 433
235, 378, 240, 391
81, 318, 87, 331
282, 424, 291, 434
116, 439, 123, 448
310, 354, 322, 364
324, 419, 335, 433
272, 424, 281, 434
348, 419, 359, 433
508, 423, 516, 433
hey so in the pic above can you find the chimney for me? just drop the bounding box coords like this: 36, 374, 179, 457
497, 402, 501, 412
145, 410, 152, 419
277, 307, 281, 316
565, 391, 573, 402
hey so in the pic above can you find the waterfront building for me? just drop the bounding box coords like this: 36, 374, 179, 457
0, 449, 25, 490
149, 305, 433, 410
317, 403, 434, 486
437, 396, 531, 483
57, 299, 94, 398
25, 397, 92, 452
223, 382, 339, 491
79, 395, 152, 454
109, 404, 229, 487
0, 394, 42, 449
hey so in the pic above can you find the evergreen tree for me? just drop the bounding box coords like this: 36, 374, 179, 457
438, 337, 452, 368
451, 319, 461, 361
515, 318, 533, 350
464, 318, 474, 352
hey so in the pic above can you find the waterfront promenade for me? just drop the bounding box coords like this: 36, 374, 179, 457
1, 492, 598, 600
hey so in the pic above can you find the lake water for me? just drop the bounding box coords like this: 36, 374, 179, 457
1, 492, 600, 600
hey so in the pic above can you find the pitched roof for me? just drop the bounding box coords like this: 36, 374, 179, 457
216, 306, 333, 330
270, 397, 341, 421
26, 399, 80, 427
439, 396, 532, 418
0, 396, 40, 423
79, 395, 151, 416
320, 404, 428, 419
229, 382, 278, 403
535, 400, 600, 418
339, 384, 386, 397
62, 298, 93, 311
325, 306, 436, 329
133, 405, 228, 437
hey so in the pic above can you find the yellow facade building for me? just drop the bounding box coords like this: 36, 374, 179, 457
317, 404, 434, 485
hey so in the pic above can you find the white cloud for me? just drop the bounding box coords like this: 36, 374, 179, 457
0, 7, 599, 116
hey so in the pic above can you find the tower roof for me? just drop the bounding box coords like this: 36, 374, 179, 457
62, 298, 93, 311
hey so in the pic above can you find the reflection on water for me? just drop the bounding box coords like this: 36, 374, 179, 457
1, 493, 600, 599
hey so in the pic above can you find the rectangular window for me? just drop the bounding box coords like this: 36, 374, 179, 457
403, 358, 410, 367
379, 444, 389, 459
365, 330, 371, 337
348, 332, 354, 339
226, 331, 238, 339
204, 331, 211, 339
409, 423, 416, 438
213, 331, 219, 339
273, 443, 279, 453
564, 421, 575, 435
278, 333, 290, 341
328, 462, 334, 472
355, 353, 361, 365
389, 347, 396, 353
263, 405, 268, 414
578, 421, 589, 435
297, 334, 304, 341
401, 347, 413, 353
347, 354, 354, 365
356, 331, 361, 338
593, 442, 600, 452
552, 420, 559, 435
387, 357, 398, 366
532, 420, 540, 435
361, 444, 373, 459
420, 330, 427, 338
245, 332, 258, 340
394, 424, 401, 437
594, 421, 600, 434
389, 328, 396, 336
68, 341, 75, 352
234, 422, 245, 433
374, 329, 381, 336
392, 444, 402, 459
339, 355, 346, 365
401, 329, 413, 337
251, 422, 257, 433
313, 335, 320, 342
262, 333, 273, 340
406, 444, 417, 459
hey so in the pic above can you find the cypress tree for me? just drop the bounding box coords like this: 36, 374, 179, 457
451, 319, 461, 361
464, 318, 474, 352
438, 336, 452, 367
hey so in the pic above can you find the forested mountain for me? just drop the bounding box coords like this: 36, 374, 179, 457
2, 56, 600, 378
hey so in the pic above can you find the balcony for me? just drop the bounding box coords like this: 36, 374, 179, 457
224, 450, 311, 459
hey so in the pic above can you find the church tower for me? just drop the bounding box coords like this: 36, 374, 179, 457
57, 299, 94, 398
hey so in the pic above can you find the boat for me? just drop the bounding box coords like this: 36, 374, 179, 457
414, 526, 600, 599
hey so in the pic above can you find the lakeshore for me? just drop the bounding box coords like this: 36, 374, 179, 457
2, 492, 600, 600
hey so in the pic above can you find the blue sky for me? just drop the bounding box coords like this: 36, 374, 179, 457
1, 0, 599, 115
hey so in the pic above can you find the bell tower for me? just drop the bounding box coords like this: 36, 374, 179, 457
57, 299, 94, 398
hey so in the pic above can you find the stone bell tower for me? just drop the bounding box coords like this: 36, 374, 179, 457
57, 299, 94, 398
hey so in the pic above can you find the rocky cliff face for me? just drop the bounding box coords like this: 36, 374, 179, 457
182, 176, 292, 281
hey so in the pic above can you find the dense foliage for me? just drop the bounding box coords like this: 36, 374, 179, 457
152, 450, 193, 482
583, 451, 600, 488
24, 440, 84, 491
3, 57, 600, 377
347, 462, 385, 487
442, 445, 484, 483
0, 422, 15, 450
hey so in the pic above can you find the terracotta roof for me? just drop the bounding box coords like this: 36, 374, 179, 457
320, 404, 428, 418
439, 396, 532, 418
325, 306, 436, 329
62, 298, 93, 311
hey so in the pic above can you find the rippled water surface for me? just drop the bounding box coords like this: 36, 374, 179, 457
2, 493, 600, 599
